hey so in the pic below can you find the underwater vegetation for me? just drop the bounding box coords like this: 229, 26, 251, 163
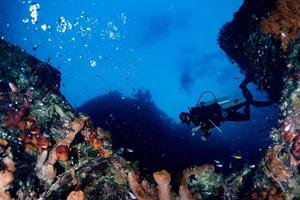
1, 0, 300, 199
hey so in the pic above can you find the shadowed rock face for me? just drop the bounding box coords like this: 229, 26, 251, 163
79, 90, 267, 176
218, 0, 286, 102
78, 91, 197, 175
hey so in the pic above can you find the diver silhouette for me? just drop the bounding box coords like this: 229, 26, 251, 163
179, 78, 273, 141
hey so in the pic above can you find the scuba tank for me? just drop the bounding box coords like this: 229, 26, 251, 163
196, 91, 246, 109
192, 91, 246, 133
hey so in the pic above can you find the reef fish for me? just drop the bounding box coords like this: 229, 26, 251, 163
126, 148, 134, 153
249, 164, 256, 169
232, 155, 242, 160
214, 160, 221, 164
127, 192, 137, 199
216, 164, 223, 168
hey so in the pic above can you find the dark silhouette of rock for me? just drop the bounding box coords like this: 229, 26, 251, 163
218, 0, 286, 102
78, 90, 244, 175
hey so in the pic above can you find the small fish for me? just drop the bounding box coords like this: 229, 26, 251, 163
116, 147, 124, 155
33, 44, 39, 51
8, 82, 17, 92
228, 162, 232, 169
216, 164, 223, 168
126, 148, 134, 153
284, 124, 295, 132
232, 155, 242, 160
249, 164, 256, 169
127, 192, 137, 199
214, 160, 221, 164
281, 32, 287, 38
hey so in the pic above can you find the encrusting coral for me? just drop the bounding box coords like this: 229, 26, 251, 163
261, 0, 300, 49
0, 139, 15, 200
128, 171, 157, 200
128, 164, 247, 200
2, 100, 30, 129
264, 145, 292, 183
180, 165, 215, 187
0, 39, 131, 199
153, 170, 174, 200
251, 184, 287, 200
66, 190, 86, 200
81, 127, 112, 158
36, 118, 85, 186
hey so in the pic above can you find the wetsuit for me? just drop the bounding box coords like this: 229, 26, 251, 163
189, 78, 273, 139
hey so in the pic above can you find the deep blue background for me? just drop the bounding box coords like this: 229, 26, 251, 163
0, 0, 278, 174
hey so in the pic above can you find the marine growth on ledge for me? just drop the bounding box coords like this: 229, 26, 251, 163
0, 0, 300, 199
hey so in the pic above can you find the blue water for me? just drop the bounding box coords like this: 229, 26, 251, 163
0, 0, 278, 174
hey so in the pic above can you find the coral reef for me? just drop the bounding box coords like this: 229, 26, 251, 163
0, 39, 132, 199
128, 171, 157, 200
218, 0, 286, 102
251, 184, 286, 200
1, 0, 300, 198
264, 145, 291, 183
66, 190, 86, 200
0, 139, 15, 200
36, 118, 85, 186
153, 170, 173, 200
128, 165, 250, 200
260, 0, 300, 49
219, 0, 300, 199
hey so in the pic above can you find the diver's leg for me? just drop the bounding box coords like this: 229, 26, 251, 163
229, 102, 247, 111
251, 100, 273, 107
225, 112, 250, 121
225, 103, 250, 121
240, 78, 273, 107
240, 84, 253, 102
239, 77, 252, 89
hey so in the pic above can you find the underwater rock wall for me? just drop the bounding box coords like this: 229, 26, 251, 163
127, 0, 300, 198
219, 0, 300, 199
1, 0, 300, 199
218, 0, 286, 102
0, 39, 133, 200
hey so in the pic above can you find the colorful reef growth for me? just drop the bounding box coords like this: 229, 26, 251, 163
260, 0, 300, 50
2, 0, 300, 199
0, 39, 132, 199
218, 0, 300, 199
0, 38, 260, 199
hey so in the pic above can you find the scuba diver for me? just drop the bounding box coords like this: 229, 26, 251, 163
179, 78, 273, 141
